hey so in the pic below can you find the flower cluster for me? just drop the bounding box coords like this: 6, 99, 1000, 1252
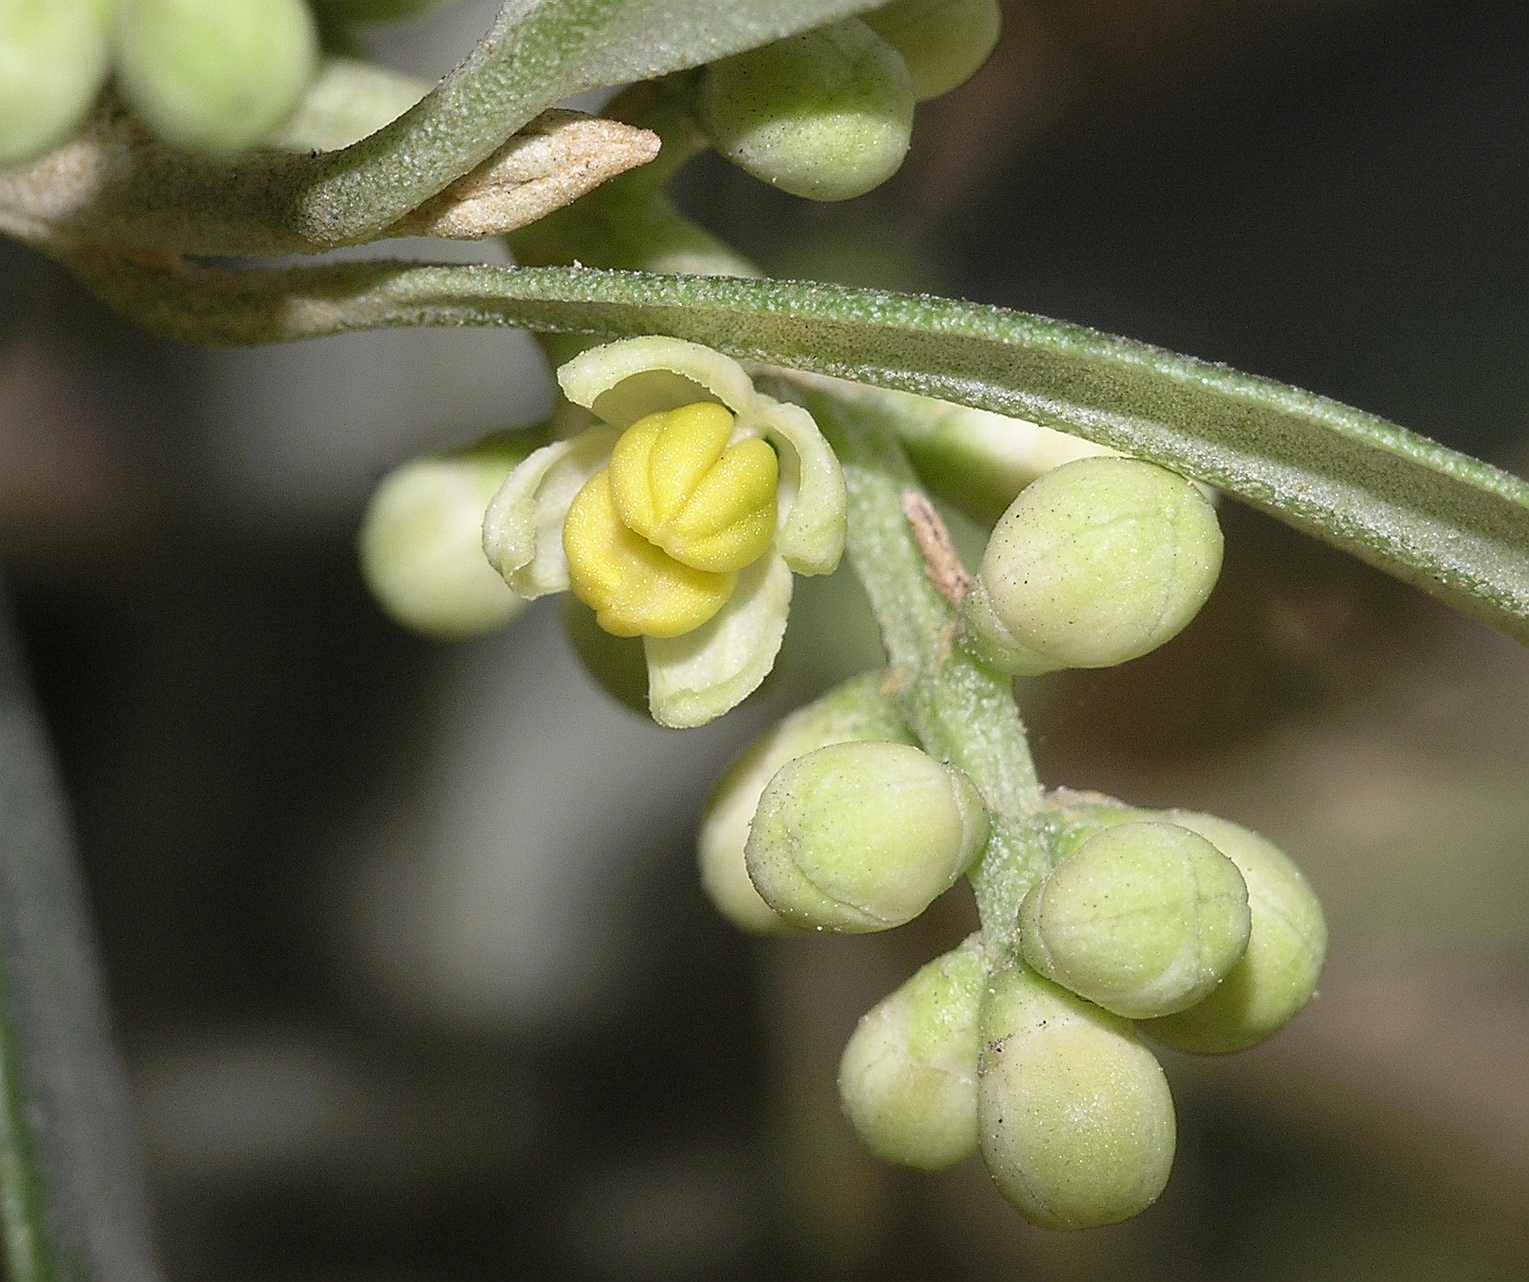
359, 350, 1324, 1228
359, 333, 1328, 1228
695, 456, 1326, 1230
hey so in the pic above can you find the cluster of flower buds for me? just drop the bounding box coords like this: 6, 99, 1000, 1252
697, 453, 1326, 1229
0, 0, 454, 165
356, 310, 1324, 1229
967, 799, 1326, 1228
698, 0, 1002, 200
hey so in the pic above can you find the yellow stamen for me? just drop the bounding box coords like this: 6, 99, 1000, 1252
564, 403, 784, 638
609, 403, 779, 573
564, 470, 735, 638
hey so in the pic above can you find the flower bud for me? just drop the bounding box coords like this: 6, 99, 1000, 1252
963, 457, 1222, 676
699, 18, 915, 201
863, 0, 1002, 101
699, 673, 912, 933
115, 0, 318, 154
745, 741, 988, 932
839, 935, 984, 1169
358, 431, 538, 640
979, 963, 1176, 1230
0, 0, 111, 167
1141, 811, 1326, 1054
1019, 822, 1250, 1019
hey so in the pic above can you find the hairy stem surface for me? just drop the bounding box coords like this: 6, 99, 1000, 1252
806, 387, 1051, 948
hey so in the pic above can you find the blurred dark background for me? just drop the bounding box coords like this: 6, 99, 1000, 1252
5, 1, 1529, 1279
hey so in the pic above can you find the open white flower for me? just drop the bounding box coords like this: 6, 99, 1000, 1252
483, 337, 846, 728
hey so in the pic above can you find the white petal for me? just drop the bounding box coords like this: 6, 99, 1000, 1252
557, 337, 760, 428
756, 399, 846, 576
644, 553, 793, 729
481, 427, 618, 597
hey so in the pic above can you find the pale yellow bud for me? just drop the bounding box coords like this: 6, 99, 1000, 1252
1019, 822, 1250, 1019
839, 936, 985, 1169
979, 963, 1176, 1230
745, 741, 989, 932
699, 19, 915, 201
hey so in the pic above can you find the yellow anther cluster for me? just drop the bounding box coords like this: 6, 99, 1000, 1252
564, 402, 779, 638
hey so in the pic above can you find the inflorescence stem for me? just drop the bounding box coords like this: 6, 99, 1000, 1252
803, 387, 1053, 950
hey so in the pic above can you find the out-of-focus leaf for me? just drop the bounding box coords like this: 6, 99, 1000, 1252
0, 595, 163, 1282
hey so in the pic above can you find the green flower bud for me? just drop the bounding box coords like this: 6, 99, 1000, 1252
700, 674, 913, 934
358, 431, 539, 641
863, 0, 1002, 101
1141, 811, 1326, 1054
0, 0, 111, 167
745, 741, 989, 932
1041, 797, 1327, 1050
699, 19, 915, 202
114, 0, 318, 154
839, 935, 984, 1169
963, 457, 1222, 676
1019, 822, 1250, 1019
979, 963, 1176, 1230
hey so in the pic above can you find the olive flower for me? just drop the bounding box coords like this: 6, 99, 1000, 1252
482, 337, 846, 728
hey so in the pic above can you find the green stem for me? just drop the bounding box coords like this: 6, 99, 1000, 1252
0, 0, 884, 256
2, 2, 568, 254
0, 57, 659, 257
805, 387, 1051, 949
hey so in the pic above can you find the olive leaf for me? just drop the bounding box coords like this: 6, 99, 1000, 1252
74, 259, 1529, 644
0, 598, 163, 1282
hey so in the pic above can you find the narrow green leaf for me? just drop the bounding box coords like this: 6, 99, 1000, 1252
0, 595, 164, 1282
72, 257, 1529, 642
0, 974, 55, 1282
